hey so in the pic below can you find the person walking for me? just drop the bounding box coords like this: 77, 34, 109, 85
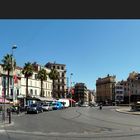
99, 103, 102, 110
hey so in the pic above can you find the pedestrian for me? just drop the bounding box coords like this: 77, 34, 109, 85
16, 105, 20, 115
99, 103, 102, 110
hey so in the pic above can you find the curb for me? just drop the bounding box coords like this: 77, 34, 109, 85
116, 108, 140, 115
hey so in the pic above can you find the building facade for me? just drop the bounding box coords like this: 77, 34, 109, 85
45, 62, 67, 98
73, 83, 88, 104
87, 89, 96, 104
0, 64, 53, 105
127, 71, 140, 103
96, 74, 116, 104
115, 81, 124, 103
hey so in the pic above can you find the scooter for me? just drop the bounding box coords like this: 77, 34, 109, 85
99, 105, 102, 110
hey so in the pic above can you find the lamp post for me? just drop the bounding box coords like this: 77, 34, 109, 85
128, 79, 132, 107
70, 73, 73, 107
11, 45, 17, 105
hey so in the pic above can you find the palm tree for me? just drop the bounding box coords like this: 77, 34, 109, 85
48, 68, 59, 98
37, 68, 47, 97
22, 62, 34, 98
1, 54, 16, 97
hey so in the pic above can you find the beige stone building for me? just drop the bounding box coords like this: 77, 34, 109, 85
96, 74, 116, 104
45, 62, 67, 98
0, 64, 53, 105
127, 71, 140, 103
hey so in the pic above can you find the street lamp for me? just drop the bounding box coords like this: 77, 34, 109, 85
11, 45, 17, 105
70, 73, 73, 107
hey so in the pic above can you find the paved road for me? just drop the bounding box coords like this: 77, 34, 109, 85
1, 106, 140, 140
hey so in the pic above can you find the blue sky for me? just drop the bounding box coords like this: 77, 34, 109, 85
0, 19, 140, 90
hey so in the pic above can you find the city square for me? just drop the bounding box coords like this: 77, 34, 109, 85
1, 106, 140, 140
1, 20, 140, 140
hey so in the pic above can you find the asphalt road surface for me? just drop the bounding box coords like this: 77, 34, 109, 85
1, 106, 140, 140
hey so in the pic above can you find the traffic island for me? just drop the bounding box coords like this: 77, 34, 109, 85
116, 107, 140, 115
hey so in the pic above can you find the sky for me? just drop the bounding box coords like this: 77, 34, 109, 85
0, 19, 140, 90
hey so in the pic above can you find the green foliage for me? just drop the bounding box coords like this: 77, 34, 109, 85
22, 62, 34, 78
37, 68, 47, 81
48, 68, 59, 81
2, 53, 16, 72
1, 53, 16, 96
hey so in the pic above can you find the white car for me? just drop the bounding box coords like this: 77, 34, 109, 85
81, 104, 89, 107
42, 103, 53, 111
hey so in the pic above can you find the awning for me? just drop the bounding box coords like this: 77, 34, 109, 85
34, 96, 55, 101
68, 98, 76, 103
0, 97, 10, 103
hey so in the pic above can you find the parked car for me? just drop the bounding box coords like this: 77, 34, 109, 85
27, 103, 43, 114
81, 103, 89, 107
52, 101, 63, 110
58, 99, 70, 108
41, 103, 53, 111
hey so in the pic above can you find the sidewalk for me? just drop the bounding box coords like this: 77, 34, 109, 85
0, 111, 25, 128
116, 106, 140, 115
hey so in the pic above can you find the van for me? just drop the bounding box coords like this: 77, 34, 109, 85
58, 99, 70, 108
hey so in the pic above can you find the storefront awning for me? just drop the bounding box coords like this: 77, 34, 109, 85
34, 96, 55, 101
68, 98, 76, 103
0, 97, 10, 103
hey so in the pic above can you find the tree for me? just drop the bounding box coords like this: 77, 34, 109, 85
1, 54, 16, 97
48, 68, 59, 98
37, 68, 47, 97
22, 62, 34, 98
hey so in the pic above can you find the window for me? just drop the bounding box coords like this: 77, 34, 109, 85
10, 77, 12, 85
62, 79, 64, 83
57, 66, 60, 69
53, 66, 55, 69
62, 72, 64, 77
61, 66, 64, 70
35, 74, 38, 79
10, 89, 13, 96
30, 89, 33, 95
17, 89, 19, 96
35, 90, 37, 95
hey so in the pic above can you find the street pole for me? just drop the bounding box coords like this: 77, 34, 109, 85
129, 80, 131, 107
12, 45, 17, 105
2, 77, 6, 122
129, 91, 131, 107
70, 73, 73, 107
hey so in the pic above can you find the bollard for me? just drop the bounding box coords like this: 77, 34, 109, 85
8, 109, 11, 124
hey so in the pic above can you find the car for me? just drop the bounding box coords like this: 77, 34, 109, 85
81, 104, 89, 107
52, 101, 63, 110
41, 103, 53, 111
27, 103, 43, 114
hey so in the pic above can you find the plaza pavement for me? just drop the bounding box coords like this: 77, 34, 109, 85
1, 106, 140, 128
0, 111, 25, 128
116, 106, 140, 115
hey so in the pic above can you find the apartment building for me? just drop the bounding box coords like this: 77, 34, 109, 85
87, 89, 96, 104
73, 83, 88, 104
45, 62, 67, 98
0, 64, 53, 105
127, 71, 140, 103
115, 81, 124, 103
96, 74, 116, 104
